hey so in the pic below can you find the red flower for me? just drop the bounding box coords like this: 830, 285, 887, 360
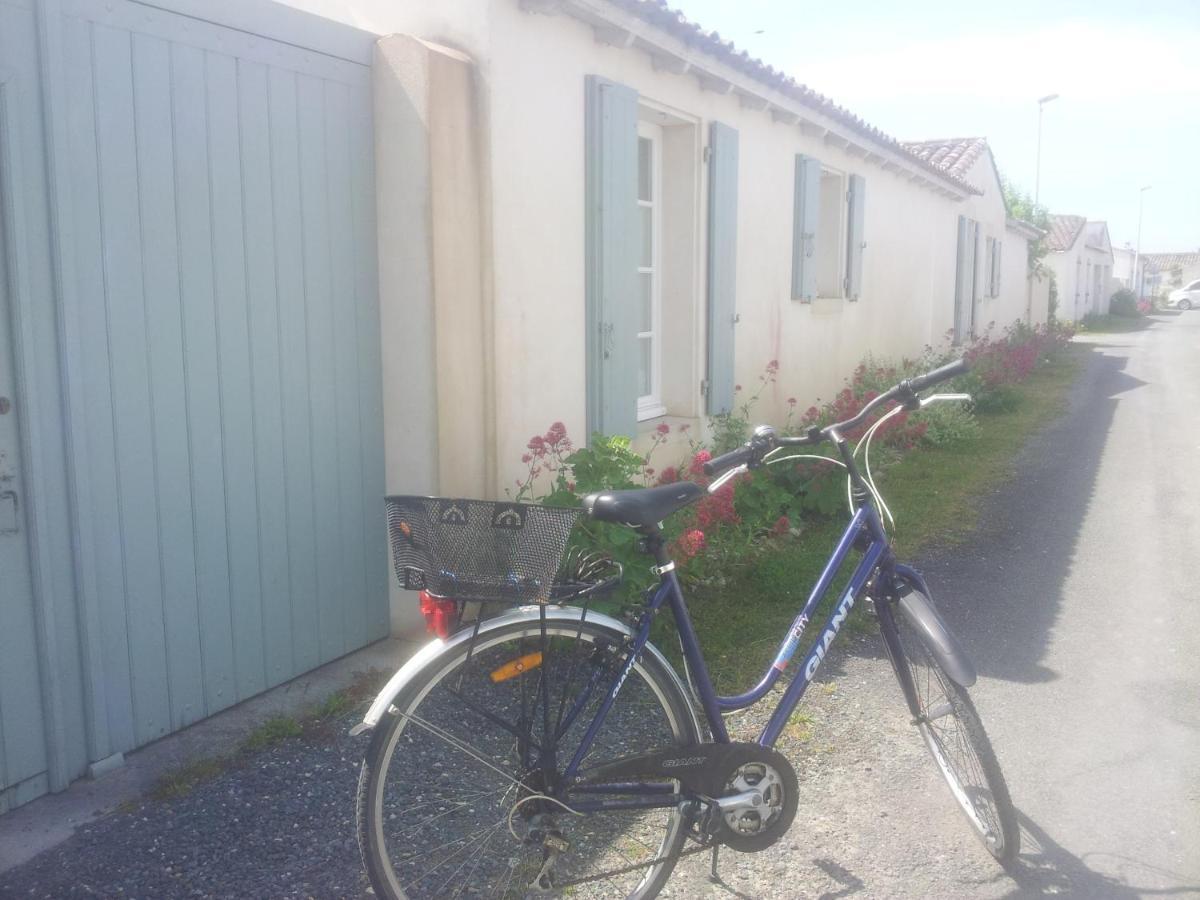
673, 529, 707, 562
771, 515, 790, 536
689, 450, 712, 477
787, 397, 797, 407
521, 453, 532, 464
657, 466, 679, 485
655, 422, 671, 435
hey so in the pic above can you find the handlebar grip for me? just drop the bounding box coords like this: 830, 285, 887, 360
702, 444, 755, 477
909, 358, 969, 393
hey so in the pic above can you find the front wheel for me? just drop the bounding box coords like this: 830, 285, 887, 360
1180, 299, 1193, 310
356, 614, 701, 899
879, 598, 1020, 864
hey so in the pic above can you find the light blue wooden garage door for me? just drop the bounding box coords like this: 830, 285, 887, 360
51, 0, 388, 759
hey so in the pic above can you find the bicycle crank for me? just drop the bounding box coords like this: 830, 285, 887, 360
709, 744, 799, 852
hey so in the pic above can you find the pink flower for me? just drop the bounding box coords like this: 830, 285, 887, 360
689, 450, 712, 477
521, 453, 532, 464
674, 529, 707, 562
771, 515, 790, 536
655, 422, 671, 435
787, 397, 797, 407
657, 466, 679, 485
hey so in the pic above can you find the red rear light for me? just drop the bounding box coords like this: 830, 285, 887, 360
419, 590, 458, 639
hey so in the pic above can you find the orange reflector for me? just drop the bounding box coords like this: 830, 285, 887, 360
490, 652, 543, 683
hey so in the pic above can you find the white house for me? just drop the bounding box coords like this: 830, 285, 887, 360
1111, 244, 1149, 298
1142, 252, 1200, 300
901, 137, 1048, 334
0, 0, 1044, 811
1045, 215, 1115, 321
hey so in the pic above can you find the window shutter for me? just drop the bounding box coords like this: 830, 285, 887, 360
994, 240, 1002, 296
584, 75, 639, 439
845, 173, 866, 300
954, 215, 969, 343
705, 121, 739, 416
791, 154, 820, 301
971, 221, 982, 309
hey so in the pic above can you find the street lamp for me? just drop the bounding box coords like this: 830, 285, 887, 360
1133, 185, 1151, 299
1034, 93, 1059, 206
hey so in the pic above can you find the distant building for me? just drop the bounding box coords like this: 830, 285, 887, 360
1141, 253, 1200, 300
1111, 245, 1149, 298
1044, 216, 1114, 321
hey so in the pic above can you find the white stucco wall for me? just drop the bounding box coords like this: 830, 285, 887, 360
281, 0, 1032, 486
1047, 241, 1116, 322
953, 150, 1036, 338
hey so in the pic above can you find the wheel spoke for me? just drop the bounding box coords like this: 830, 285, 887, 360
360, 621, 696, 898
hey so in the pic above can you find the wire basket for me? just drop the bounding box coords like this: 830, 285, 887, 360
386, 496, 583, 604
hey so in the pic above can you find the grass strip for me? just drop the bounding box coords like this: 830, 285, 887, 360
686, 346, 1085, 693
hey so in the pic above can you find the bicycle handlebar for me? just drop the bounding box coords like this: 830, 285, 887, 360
703, 358, 970, 477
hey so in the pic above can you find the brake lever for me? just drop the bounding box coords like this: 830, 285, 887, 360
707, 464, 747, 494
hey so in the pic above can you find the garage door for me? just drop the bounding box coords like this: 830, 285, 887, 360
52, 0, 388, 758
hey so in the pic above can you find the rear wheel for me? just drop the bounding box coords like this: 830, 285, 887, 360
356, 616, 701, 898
879, 598, 1019, 863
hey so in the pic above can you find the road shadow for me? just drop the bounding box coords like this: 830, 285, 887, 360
995, 809, 1200, 898
902, 345, 1146, 684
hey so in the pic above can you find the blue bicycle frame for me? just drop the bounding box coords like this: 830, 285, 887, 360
559, 491, 899, 813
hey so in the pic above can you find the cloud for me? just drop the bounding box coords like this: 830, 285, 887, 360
797, 20, 1200, 104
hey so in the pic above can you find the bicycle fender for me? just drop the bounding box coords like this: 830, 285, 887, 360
349, 606, 692, 736
893, 567, 977, 688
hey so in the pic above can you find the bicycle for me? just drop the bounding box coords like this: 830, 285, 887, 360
352, 358, 1019, 898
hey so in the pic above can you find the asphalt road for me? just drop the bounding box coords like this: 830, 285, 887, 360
666, 314, 1200, 898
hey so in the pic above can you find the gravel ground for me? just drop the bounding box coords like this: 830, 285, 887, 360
0, 710, 375, 899
0, 632, 1023, 900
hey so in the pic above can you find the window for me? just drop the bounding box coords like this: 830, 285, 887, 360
792, 157, 864, 301
636, 121, 665, 421
816, 169, 845, 298
1186, 280, 1200, 291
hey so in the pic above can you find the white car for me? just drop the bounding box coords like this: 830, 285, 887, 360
1166, 279, 1200, 310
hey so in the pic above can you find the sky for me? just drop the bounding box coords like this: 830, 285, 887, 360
672, 0, 1200, 252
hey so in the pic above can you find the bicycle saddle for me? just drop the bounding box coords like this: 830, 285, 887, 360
582, 482, 705, 528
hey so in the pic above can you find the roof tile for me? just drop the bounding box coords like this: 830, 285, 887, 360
1045, 214, 1086, 252
899, 138, 988, 180
609, 0, 979, 193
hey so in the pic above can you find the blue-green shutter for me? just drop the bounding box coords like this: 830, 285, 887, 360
994, 240, 1003, 296
954, 215, 969, 342
585, 75, 639, 439
791, 154, 820, 301
846, 173, 866, 301
706, 121, 739, 415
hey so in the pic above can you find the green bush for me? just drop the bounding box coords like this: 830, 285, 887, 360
913, 401, 981, 445
1108, 288, 1140, 318
511, 326, 1074, 600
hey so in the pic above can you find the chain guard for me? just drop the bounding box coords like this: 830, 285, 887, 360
574, 742, 798, 853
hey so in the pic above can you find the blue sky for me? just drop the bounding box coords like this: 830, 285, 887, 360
673, 0, 1200, 252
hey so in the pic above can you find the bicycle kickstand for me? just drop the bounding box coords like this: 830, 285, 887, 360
708, 844, 720, 883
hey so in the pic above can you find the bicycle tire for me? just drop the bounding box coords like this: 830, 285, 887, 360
356, 615, 701, 899
879, 597, 1020, 864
